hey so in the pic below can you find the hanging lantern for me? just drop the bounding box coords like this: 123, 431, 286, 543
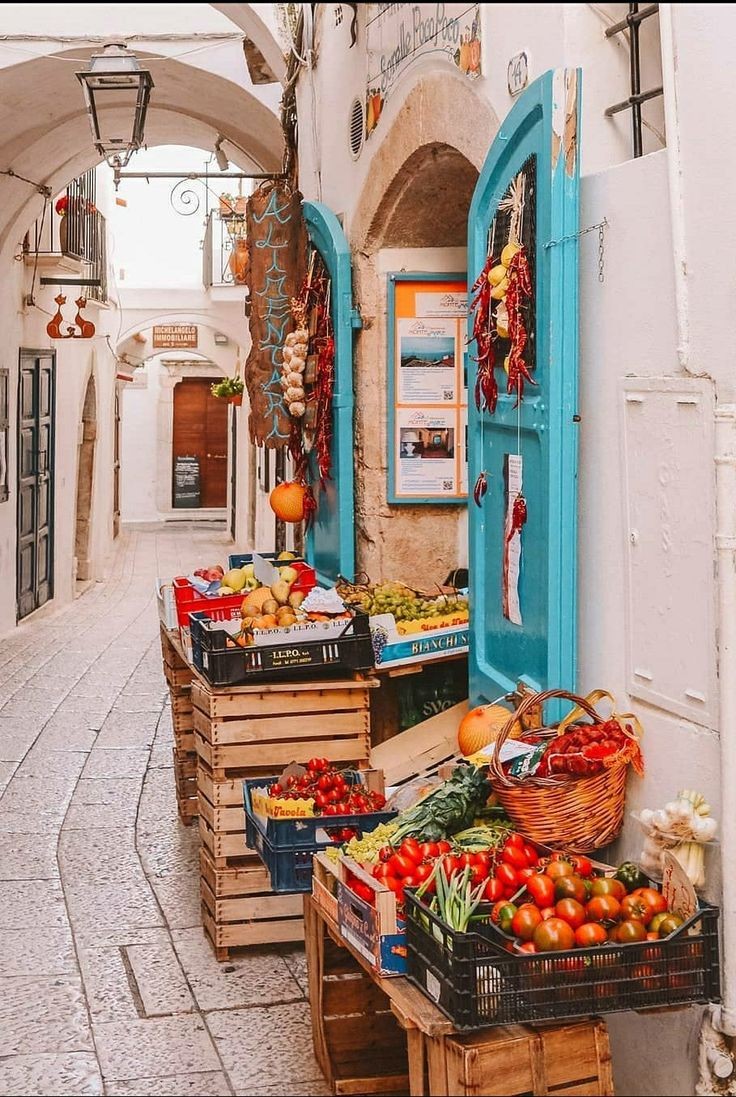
76, 43, 153, 168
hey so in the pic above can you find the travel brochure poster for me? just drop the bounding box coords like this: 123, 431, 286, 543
391, 278, 467, 502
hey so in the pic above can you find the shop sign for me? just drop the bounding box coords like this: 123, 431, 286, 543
153, 324, 198, 349
366, 3, 482, 137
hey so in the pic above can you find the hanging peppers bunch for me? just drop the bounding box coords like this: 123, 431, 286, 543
504, 247, 534, 406
469, 254, 498, 415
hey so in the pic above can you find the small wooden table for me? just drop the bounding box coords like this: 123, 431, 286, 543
304, 896, 615, 1097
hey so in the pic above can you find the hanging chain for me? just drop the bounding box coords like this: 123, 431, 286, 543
544, 217, 608, 284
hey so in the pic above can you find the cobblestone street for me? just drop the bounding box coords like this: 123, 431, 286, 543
0, 527, 329, 1097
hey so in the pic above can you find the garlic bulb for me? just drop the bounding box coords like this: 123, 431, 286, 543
290, 356, 306, 372
286, 371, 303, 387
282, 346, 293, 363
285, 333, 298, 347
286, 386, 304, 402
292, 342, 308, 356
294, 328, 309, 341
289, 401, 305, 418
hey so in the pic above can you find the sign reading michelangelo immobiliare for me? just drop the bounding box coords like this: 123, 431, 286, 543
152, 324, 198, 349
365, 3, 481, 137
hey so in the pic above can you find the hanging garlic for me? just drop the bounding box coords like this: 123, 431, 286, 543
286, 386, 305, 403
290, 356, 306, 372
286, 371, 303, 387
282, 346, 294, 363
289, 401, 305, 418
285, 333, 298, 347
294, 327, 309, 342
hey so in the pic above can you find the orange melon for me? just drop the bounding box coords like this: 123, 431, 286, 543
457, 703, 519, 757
270, 481, 307, 523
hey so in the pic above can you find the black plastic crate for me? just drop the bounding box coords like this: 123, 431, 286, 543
243, 776, 396, 892
404, 887, 721, 1029
190, 610, 374, 686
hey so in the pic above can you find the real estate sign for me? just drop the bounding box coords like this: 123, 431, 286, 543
152, 324, 198, 349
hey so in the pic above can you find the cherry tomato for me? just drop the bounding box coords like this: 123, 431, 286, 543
419, 842, 439, 861
378, 845, 393, 863
540, 906, 556, 921
511, 903, 543, 941
313, 792, 327, 809
269, 783, 282, 796
437, 840, 452, 854
333, 802, 347, 815
327, 789, 341, 803
442, 855, 462, 879
502, 845, 530, 870
527, 873, 555, 908
586, 895, 622, 923
307, 758, 322, 772
317, 775, 333, 791
484, 877, 504, 902
286, 775, 296, 788
504, 833, 525, 849
554, 875, 588, 903
533, 917, 576, 952
399, 838, 422, 864
546, 860, 574, 881
658, 914, 684, 938
570, 855, 593, 878
518, 867, 536, 883
522, 844, 539, 866
459, 852, 476, 869
491, 901, 518, 934
496, 863, 520, 889
415, 863, 434, 884
636, 887, 668, 915
575, 922, 608, 947
470, 864, 489, 885
555, 898, 587, 929
620, 895, 653, 925
612, 919, 647, 944
475, 851, 493, 870
590, 877, 626, 901
389, 853, 416, 878
518, 941, 538, 954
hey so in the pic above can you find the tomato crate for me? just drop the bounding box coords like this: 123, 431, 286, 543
190, 610, 374, 687
172, 576, 244, 629
244, 775, 396, 893
404, 887, 721, 1029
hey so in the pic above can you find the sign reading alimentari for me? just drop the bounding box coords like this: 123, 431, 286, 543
366, 3, 481, 137
152, 324, 198, 349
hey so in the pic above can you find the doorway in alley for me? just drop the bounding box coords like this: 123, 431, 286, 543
172, 377, 228, 509
17, 349, 55, 619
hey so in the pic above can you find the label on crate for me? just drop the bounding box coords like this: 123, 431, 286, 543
425, 970, 442, 1003
661, 851, 698, 922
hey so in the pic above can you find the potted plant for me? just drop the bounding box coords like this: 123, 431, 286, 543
211, 376, 244, 405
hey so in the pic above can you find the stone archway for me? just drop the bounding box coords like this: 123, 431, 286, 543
348, 73, 498, 584
75, 373, 97, 584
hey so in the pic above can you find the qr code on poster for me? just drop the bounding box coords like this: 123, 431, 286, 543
442, 480, 453, 491
443, 390, 453, 401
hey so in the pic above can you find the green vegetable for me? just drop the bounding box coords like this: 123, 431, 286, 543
391, 765, 492, 844
420, 862, 487, 933
615, 861, 647, 890
452, 823, 511, 851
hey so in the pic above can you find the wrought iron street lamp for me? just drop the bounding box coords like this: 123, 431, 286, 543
76, 43, 153, 168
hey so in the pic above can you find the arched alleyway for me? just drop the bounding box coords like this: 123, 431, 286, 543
0, 527, 327, 1097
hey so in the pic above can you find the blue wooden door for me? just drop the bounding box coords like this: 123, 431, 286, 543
303, 201, 358, 585
467, 69, 581, 707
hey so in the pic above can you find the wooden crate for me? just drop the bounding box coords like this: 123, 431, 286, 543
198, 813, 255, 864
440, 1021, 614, 1097
173, 748, 198, 825
312, 851, 340, 923
160, 625, 188, 671
200, 847, 271, 898
201, 878, 304, 959
165, 664, 194, 690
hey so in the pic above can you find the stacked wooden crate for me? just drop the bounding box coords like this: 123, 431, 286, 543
160, 626, 198, 825
191, 674, 374, 960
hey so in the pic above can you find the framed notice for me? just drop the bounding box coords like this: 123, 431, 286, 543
387, 273, 468, 504
153, 324, 198, 349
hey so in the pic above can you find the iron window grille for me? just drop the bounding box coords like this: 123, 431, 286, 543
604, 3, 663, 158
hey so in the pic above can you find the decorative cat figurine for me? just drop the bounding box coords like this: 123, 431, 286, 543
74, 297, 95, 339
46, 294, 66, 339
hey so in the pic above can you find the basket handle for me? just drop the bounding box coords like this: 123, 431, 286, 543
489, 688, 605, 785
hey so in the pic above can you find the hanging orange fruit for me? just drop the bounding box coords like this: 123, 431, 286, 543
457, 703, 520, 757
269, 481, 307, 523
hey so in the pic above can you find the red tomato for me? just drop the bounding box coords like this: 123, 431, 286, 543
470, 864, 489, 885
317, 775, 333, 791
402, 874, 419, 888
570, 855, 593, 878
636, 887, 668, 915
419, 842, 439, 861
546, 860, 574, 881
389, 853, 416, 878
373, 863, 394, 881
540, 906, 556, 921
415, 863, 434, 884
620, 895, 653, 925
286, 775, 296, 788
459, 852, 476, 868
437, 840, 452, 854
491, 901, 518, 934
269, 783, 282, 796
519, 941, 538, 954
522, 844, 539, 866
518, 867, 536, 883
575, 922, 608, 947
533, 917, 576, 952
351, 881, 375, 905
586, 895, 622, 923
554, 875, 588, 903
378, 845, 393, 863
484, 877, 504, 902
555, 898, 587, 929
442, 855, 462, 879
496, 863, 520, 889
511, 903, 543, 941
590, 878, 626, 901
505, 833, 525, 849
399, 838, 422, 864
527, 873, 555, 908
502, 845, 530, 870
384, 876, 403, 895
327, 789, 341, 803
612, 919, 647, 944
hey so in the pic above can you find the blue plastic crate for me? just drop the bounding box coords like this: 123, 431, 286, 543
243, 775, 397, 893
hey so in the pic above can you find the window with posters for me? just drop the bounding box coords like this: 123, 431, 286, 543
387, 273, 468, 504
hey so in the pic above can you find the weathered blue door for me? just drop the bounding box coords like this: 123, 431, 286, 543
467, 69, 581, 707
303, 202, 358, 585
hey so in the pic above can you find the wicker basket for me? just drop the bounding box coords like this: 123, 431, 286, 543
488, 688, 641, 854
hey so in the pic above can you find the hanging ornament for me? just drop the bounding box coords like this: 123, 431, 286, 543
505, 248, 534, 405
473, 470, 488, 508
469, 254, 498, 414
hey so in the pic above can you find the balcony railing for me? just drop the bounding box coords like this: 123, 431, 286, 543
23, 169, 108, 303
203, 209, 248, 289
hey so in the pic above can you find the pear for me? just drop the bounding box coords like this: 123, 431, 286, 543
278, 565, 299, 585
277, 611, 297, 627
262, 598, 280, 616
219, 586, 234, 596
242, 563, 256, 579
223, 568, 246, 592
271, 579, 290, 605
288, 591, 306, 610
242, 598, 262, 618
277, 551, 296, 561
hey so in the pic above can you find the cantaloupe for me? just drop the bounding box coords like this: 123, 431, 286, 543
241, 587, 273, 616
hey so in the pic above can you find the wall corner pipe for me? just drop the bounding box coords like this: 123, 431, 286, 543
659, 3, 690, 376
713, 404, 736, 1038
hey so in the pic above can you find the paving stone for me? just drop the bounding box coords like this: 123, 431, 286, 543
75, 926, 171, 951
58, 827, 142, 882
0, 830, 60, 880
113, 693, 167, 714
0, 1052, 103, 1096
0, 759, 17, 793
150, 873, 202, 930
206, 1003, 323, 1089
171, 930, 302, 1012
0, 809, 65, 834
66, 878, 164, 935
137, 824, 200, 878
237, 1081, 331, 1097
0, 975, 93, 1055
106, 1073, 231, 1096
279, 944, 309, 996
94, 1015, 221, 1080
126, 938, 195, 1016
78, 946, 140, 1024
0, 879, 68, 928
0, 774, 77, 815
38, 721, 100, 752
81, 749, 151, 779
95, 711, 158, 750
148, 745, 175, 769
0, 926, 77, 977
0, 724, 39, 761
15, 748, 89, 780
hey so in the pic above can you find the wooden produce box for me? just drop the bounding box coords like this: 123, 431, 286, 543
312, 851, 341, 923
337, 856, 407, 977
173, 748, 197, 825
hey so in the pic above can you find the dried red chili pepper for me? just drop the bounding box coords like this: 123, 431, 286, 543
473, 470, 488, 507
505, 248, 535, 406
469, 255, 498, 414
507, 492, 528, 542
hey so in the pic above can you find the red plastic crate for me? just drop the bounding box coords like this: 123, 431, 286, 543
172, 577, 243, 628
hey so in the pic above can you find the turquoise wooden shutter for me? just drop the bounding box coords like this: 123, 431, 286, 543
467, 69, 581, 707
303, 201, 358, 585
